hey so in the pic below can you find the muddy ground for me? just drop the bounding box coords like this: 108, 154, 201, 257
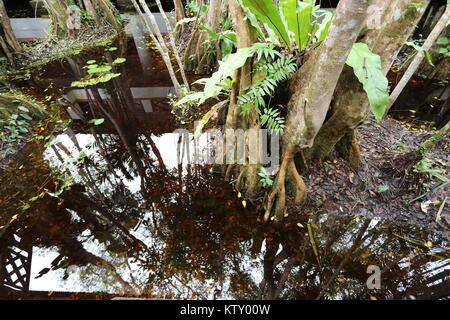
292, 116, 449, 239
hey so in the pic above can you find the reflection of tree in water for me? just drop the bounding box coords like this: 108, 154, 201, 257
2, 122, 449, 299
1, 37, 449, 299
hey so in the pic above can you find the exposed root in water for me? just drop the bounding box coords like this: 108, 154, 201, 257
264, 144, 307, 222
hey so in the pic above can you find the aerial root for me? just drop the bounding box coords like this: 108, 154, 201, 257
264, 145, 307, 222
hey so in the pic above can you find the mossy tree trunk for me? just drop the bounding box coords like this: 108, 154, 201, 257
419, 119, 450, 155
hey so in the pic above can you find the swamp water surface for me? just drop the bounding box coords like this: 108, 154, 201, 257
0, 35, 449, 300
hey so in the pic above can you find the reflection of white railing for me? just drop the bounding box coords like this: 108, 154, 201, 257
64, 87, 177, 120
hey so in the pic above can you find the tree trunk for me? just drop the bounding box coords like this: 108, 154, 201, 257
43, 0, 121, 37
174, 0, 185, 22
387, 4, 450, 114
131, 0, 183, 95
226, 0, 261, 199
183, 0, 223, 73
173, 0, 186, 38
0, 0, 21, 52
0, 0, 22, 67
154, 0, 190, 89
264, 0, 372, 221
82, 0, 99, 23
306, 0, 430, 165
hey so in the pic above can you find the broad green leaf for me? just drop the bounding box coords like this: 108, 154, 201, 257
113, 57, 126, 64
20, 113, 32, 120
87, 65, 112, 74
244, 9, 266, 40
346, 43, 389, 121
314, 10, 333, 45
280, 0, 314, 50
241, 0, 291, 47
176, 43, 270, 106
90, 118, 105, 125
436, 37, 449, 45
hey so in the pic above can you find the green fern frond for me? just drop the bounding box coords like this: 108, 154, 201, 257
237, 47, 296, 133
260, 107, 286, 133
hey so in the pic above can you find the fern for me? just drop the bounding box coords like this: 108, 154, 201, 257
238, 50, 296, 133
260, 107, 286, 133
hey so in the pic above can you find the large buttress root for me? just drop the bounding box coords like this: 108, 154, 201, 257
264, 144, 307, 222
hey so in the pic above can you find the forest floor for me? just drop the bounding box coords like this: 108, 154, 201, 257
292, 116, 450, 239
16, 25, 118, 68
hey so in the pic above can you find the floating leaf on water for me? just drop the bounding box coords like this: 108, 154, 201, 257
113, 58, 126, 64
88, 118, 105, 125
297, 222, 304, 228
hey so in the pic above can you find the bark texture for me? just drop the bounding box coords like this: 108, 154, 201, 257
307, 0, 430, 164
0, 0, 22, 67
264, 0, 372, 221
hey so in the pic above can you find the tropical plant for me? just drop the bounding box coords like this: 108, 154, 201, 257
200, 15, 237, 59
345, 43, 390, 121
0, 105, 33, 155
258, 167, 273, 187
435, 36, 450, 57
70, 57, 126, 87
240, 0, 333, 51
238, 53, 297, 116
176, 43, 274, 106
